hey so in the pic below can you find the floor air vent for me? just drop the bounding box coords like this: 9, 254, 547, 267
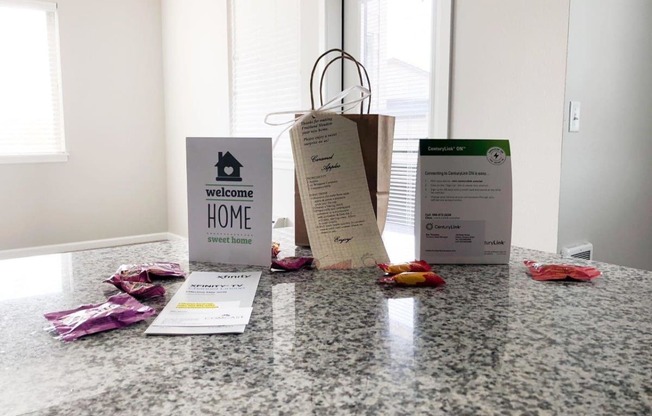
561, 243, 593, 260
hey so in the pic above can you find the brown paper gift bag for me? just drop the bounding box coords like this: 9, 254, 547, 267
294, 49, 395, 246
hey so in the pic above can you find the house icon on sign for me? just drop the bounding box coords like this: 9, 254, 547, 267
215, 151, 243, 182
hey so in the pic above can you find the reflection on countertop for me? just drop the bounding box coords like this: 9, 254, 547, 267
0, 253, 73, 301
0, 229, 651, 415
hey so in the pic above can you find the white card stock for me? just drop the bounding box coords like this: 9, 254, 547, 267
186, 137, 272, 267
145, 271, 261, 335
290, 113, 389, 269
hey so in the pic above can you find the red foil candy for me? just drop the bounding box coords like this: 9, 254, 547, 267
524, 260, 601, 281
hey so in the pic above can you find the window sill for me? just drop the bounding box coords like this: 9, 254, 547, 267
0, 153, 69, 165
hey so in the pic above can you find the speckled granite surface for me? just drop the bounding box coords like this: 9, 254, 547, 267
1, 230, 651, 415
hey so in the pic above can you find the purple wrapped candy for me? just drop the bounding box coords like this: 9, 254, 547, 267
44, 293, 156, 342
112, 265, 152, 282
110, 262, 186, 283
112, 281, 166, 299
106, 262, 185, 298
140, 262, 186, 278
106, 269, 150, 284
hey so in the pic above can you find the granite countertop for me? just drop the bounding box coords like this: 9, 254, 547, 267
1, 230, 651, 415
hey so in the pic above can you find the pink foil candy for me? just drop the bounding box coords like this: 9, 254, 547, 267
271, 256, 314, 271
44, 293, 156, 342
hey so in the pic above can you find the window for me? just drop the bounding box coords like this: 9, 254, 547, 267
0, 0, 67, 163
229, 0, 301, 169
228, 0, 450, 226
228, 0, 323, 222
345, 0, 451, 229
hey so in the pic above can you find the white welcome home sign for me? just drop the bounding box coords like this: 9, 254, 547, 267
186, 137, 272, 267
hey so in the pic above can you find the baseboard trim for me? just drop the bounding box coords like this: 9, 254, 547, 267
0, 233, 181, 260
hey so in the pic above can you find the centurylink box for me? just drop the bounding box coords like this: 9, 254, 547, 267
416, 139, 512, 264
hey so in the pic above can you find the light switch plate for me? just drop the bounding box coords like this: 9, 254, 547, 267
569, 101, 581, 132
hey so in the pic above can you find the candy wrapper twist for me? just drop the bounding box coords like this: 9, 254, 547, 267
377, 261, 445, 287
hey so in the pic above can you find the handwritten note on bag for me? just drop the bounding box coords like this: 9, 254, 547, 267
290, 113, 389, 269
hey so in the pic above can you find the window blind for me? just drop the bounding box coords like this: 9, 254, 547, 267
358, 0, 433, 227
229, 0, 301, 168
0, 0, 66, 160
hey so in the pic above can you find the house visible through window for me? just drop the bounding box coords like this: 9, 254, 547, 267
0, 0, 67, 163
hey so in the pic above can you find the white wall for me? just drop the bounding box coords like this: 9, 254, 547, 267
12, 0, 635, 265
161, 0, 231, 238
0, 0, 167, 251
558, 0, 652, 270
449, 0, 570, 253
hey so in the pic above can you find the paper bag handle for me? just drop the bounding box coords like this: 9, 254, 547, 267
309, 48, 371, 115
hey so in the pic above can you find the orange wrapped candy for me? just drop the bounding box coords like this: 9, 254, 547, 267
378, 260, 431, 274
271, 241, 281, 258
378, 271, 446, 287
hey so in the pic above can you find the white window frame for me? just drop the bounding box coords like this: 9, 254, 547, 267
0, 0, 67, 164
342, 0, 451, 138
430, 0, 452, 139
